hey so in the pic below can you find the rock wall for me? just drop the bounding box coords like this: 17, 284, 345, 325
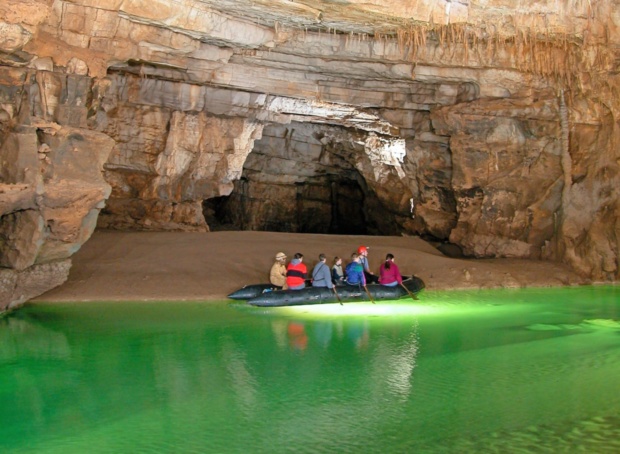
95, 75, 265, 231
1, 0, 620, 310
429, 93, 620, 281
0, 69, 114, 311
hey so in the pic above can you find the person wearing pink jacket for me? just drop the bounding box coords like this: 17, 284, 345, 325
379, 253, 403, 287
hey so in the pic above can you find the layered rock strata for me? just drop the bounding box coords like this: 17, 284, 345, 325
0, 69, 114, 309
1, 0, 619, 309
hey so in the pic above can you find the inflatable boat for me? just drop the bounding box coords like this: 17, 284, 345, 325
227, 276, 425, 307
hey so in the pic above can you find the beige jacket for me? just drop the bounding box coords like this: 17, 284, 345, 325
270, 261, 288, 288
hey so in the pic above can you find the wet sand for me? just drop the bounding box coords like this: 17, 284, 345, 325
32, 230, 589, 302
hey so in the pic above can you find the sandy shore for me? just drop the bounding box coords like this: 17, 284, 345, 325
32, 230, 589, 302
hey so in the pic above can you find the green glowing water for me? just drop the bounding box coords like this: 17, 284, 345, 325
1, 286, 619, 453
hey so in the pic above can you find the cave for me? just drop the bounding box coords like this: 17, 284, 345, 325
205, 177, 371, 235
203, 122, 408, 235
3, 4, 620, 452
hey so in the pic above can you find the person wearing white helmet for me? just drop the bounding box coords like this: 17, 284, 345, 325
270, 252, 288, 289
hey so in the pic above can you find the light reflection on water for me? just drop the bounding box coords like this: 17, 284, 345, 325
0, 285, 619, 453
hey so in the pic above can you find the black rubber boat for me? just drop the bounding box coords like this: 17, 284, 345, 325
227, 276, 425, 307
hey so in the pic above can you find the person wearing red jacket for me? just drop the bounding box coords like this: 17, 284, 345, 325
286, 253, 307, 290
379, 253, 403, 287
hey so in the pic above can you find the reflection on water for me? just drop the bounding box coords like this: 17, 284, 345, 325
0, 315, 70, 361
272, 320, 326, 351
0, 286, 618, 453
271, 319, 373, 353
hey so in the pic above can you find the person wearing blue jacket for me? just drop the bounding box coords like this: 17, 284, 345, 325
345, 253, 366, 286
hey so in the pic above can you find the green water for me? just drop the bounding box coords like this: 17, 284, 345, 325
1, 286, 619, 453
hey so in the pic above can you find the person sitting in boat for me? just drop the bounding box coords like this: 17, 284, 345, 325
286, 253, 307, 290
270, 252, 288, 289
379, 253, 403, 287
331, 256, 345, 286
357, 246, 379, 284
345, 253, 366, 286
311, 253, 334, 289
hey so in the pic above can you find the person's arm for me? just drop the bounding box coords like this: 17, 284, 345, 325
395, 263, 403, 284
311, 265, 319, 281
324, 266, 334, 288
364, 256, 374, 275
269, 263, 279, 285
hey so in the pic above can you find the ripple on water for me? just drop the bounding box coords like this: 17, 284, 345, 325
418, 414, 620, 453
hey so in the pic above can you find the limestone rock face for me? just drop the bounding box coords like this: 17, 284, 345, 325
432, 95, 564, 258
0, 68, 114, 310
95, 76, 265, 230
1, 0, 620, 310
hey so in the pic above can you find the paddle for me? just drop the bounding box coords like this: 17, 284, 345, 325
332, 286, 343, 305
400, 282, 419, 301
363, 285, 375, 304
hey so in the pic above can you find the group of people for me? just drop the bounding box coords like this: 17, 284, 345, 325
269, 246, 403, 291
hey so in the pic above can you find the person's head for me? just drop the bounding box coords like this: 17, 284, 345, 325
318, 253, 326, 262
275, 252, 287, 262
333, 256, 342, 266
357, 246, 369, 256
384, 253, 394, 269
294, 253, 303, 261
351, 252, 360, 262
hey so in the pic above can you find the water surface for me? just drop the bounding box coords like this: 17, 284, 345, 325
1, 286, 619, 453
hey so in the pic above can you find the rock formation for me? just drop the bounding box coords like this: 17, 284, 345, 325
1, 0, 619, 309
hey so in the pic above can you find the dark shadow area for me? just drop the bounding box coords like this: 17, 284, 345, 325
203, 176, 382, 234
420, 233, 465, 258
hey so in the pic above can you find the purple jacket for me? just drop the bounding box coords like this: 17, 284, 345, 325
379, 262, 402, 285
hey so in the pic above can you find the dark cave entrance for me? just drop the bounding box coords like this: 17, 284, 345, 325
202, 121, 407, 235
203, 176, 372, 234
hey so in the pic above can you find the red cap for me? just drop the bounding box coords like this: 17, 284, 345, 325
357, 246, 368, 254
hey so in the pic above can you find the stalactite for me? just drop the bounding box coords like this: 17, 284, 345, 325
342, 12, 612, 101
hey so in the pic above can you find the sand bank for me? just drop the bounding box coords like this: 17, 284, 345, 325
33, 230, 588, 302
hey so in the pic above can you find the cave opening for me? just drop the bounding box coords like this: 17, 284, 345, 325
202, 122, 404, 235
203, 175, 378, 235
